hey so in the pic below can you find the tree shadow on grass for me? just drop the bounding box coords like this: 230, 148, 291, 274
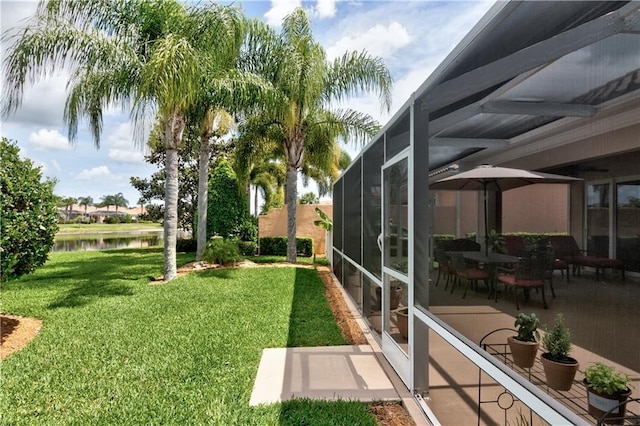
40, 248, 193, 309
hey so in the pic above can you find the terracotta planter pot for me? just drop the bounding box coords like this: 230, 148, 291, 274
375, 285, 403, 310
540, 353, 579, 391
584, 381, 631, 425
507, 336, 539, 369
396, 308, 408, 339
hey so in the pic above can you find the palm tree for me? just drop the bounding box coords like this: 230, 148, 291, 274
112, 192, 129, 214
3, 1, 248, 281
99, 195, 115, 212
58, 196, 77, 221
301, 146, 352, 198
194, 109, 234, 260
77, 195, 93, 220
239, 8, 392, 262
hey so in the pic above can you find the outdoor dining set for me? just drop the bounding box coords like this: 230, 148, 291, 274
434, 235, 625, 310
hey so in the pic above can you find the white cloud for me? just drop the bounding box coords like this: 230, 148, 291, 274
51, 159, 62, 172
28, 129, 71, 151
264, 0, 301, 27
314, 0, 337, 19
76, 166, 111, 180
107, 122, 136, 148
108, 149, 145, 164
326, 21, 411, 60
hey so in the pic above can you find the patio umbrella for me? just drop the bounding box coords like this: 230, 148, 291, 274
430, 165, 580, 255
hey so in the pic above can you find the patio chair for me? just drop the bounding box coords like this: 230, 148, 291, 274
450, 253, 490, 298
546, 235, 625, 280
434, 248, 453, 288
536, 245, 556, 298
496, 256, 547, 310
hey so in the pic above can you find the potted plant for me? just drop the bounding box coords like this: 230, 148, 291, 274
395, 307, 409, 339
508, 312, 540, 369
540, 314, 579, 391
583, 362, 633, 424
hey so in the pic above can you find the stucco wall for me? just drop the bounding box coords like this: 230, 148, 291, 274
258, 204, 333, 255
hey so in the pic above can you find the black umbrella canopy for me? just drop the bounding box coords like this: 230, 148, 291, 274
430, 165, 581, 255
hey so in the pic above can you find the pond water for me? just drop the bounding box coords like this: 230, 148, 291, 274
52, 232, 163, 252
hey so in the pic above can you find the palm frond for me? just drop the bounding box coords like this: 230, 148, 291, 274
324, 50, 393, 112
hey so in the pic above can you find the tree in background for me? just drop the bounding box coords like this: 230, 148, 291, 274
207, 159, 254, 241
0, 138, 58, 281
77, 196, 93, 218
98, 195, 115, 211
112, 192, 129, 213
57, 196, 77, 221
131, 125, 232, 233
298, 192, 319, 205
239, 8, 391, 262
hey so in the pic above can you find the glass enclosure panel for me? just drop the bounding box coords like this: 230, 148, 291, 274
617, 179, 640, 273
332, 250, 343, 285
363, 276, 382, 338
426, 327, 552, 426
363, 139, 384, 278
386, 111, 410, 161
344, 261, 362, 310
586, 183, 609, 256
344, 159, 362, 262
383, 159, 409, 274
333, 179, 343, 251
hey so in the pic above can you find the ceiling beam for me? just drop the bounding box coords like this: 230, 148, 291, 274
429, 138, 508, 148
481, 101, 598, 117
421, 5, 640, 112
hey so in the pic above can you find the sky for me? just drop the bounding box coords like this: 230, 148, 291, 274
0, 0, 494, 208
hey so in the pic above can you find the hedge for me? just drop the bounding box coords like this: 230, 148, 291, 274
259, 236, 314, 257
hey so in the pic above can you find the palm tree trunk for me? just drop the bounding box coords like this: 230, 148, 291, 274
164, 146, 179, 281
253, 184, 258, 218
285, 164, 297, 263
163, 112, 185, 282
196, 138, 210, 261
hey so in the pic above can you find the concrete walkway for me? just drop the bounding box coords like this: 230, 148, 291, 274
249, 345, 400, 406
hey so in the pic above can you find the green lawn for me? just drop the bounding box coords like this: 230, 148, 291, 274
57, 222, 162, 233
1, 248, 376, 425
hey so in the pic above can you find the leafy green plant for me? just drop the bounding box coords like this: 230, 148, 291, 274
313, 207, 333, 231
542, 314, 573, 361
0, 138, 59, 281
202, 237, 241, 265
584, 363, 633, 395
513, 312, 540, 342
259, 237, 314, 257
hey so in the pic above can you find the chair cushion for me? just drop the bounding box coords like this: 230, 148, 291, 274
497, 274, 543, 287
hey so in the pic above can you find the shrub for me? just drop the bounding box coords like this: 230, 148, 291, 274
202, 237, 241, 265
105, 216, 119, 224
119, 214, 133, 223
259, 237, 313, 257
207, 160, 251, 240
176, 239, 197, 253
238, 241, 257, 256
0, 138, 59, 281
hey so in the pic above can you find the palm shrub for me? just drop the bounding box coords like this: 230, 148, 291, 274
202, 236, 241, 265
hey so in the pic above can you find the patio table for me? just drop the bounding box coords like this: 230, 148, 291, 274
447, 251, 520, 299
